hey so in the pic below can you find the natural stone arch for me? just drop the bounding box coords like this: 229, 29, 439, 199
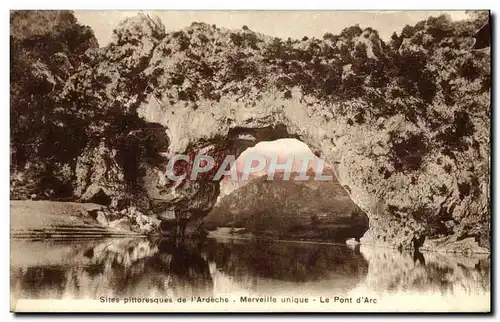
137, 92, 421, 250
66, 14, 490, 253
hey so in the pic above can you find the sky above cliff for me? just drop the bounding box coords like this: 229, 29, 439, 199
226, 139, 327, 181
74, 10, 468, 47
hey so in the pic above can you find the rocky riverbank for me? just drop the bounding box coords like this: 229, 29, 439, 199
10, 199, 490, 255
10, 200, 160, 238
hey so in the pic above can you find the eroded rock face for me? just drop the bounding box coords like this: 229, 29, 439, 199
61, 14, 490, 252
89, 206, 161, 234
74, 141, 127, 207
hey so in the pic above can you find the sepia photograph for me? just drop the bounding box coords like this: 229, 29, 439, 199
9, 9, 491, 313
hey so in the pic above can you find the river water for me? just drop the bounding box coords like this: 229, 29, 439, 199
10, 237, 490, 312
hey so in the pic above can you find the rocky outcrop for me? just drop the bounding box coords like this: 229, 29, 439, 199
50, 13, 491, 252
74, 141, 128, 207
205, 171, 368, 242
86, 205, 161, 234
10, 200, 160, 236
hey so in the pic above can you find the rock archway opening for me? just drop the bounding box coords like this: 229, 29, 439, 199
201, 137, 369, 243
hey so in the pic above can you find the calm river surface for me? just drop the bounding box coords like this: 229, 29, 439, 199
10, 237, 490, 311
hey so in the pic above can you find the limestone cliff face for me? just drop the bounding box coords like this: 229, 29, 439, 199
61, 14, 490, 252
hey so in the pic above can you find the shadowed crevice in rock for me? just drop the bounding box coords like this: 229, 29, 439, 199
87, 189, 112, 206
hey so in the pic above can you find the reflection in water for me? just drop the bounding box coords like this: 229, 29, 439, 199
205, 238, 368, 295
10, 237, 490, 302
11, 238, 212, 300
358, 245, 490, 296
